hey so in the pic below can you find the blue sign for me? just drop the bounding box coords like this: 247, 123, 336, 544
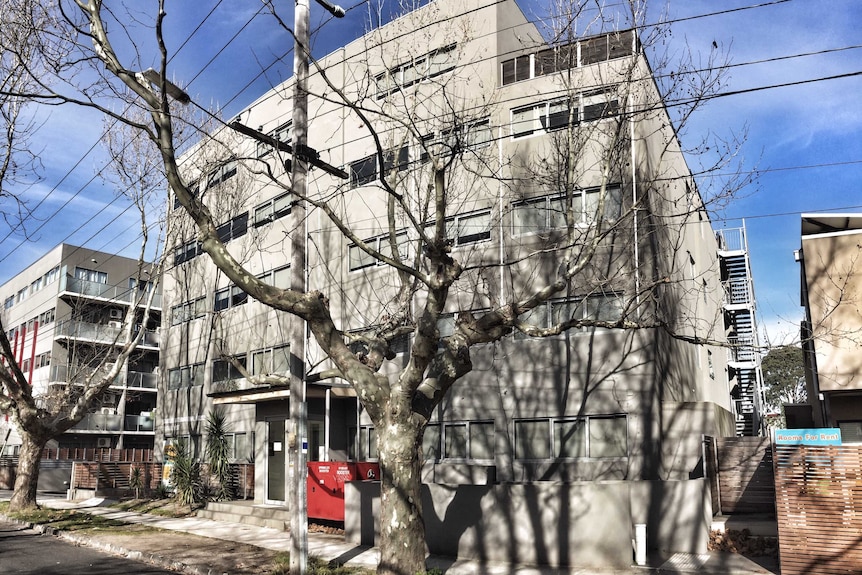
774, 428, 842, 446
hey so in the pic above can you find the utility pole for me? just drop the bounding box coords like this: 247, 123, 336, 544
288, 0, 310, 571
289, 0, 344, 574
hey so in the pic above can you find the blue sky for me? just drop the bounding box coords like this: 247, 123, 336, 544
2, 0, 860, 346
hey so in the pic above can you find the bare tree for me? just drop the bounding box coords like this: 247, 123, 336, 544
0, 0, 66, 235
5, 0, 750, 571
0, 3, 164, 511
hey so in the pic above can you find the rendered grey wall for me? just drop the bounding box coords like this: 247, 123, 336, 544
346, 479, 709, 569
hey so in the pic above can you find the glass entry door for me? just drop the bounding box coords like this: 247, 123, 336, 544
266, 419, 286, 503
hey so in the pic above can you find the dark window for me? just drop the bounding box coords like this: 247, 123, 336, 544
212, 357, 246, 383
501, 55, 531, 85
217, 213, 249, 243
608, 30, 634, 60
580, 36, 609, 65
350, 155, 377, 187
383, 146, 409, 173
254, 193, 292, 226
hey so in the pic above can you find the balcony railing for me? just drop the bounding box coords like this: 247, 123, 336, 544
127, 371, 158, 389
60, 274, 162, 308
73, 412, 123, 432
722, 277, 752, 306
716, 227, 746, 252
727, 335, 758, 363
54, 320, 159, 347
124, 414, 155, 432
49, 364, 157, 391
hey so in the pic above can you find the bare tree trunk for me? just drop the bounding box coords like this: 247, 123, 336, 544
377, 420, 426, 575
8, 435, 46, 512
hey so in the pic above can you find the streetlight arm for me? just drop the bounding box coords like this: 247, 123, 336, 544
314, 0, 345, 17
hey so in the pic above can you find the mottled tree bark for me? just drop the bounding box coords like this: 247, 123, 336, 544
376, 418, 425, 575
8, 435, 47, 512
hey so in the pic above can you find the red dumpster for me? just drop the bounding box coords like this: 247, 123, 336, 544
307, 461, 381, 522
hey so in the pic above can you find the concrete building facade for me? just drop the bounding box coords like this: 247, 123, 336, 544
798, 214, 862, 439
0, 244, 160, 454
160, 0, 755, 564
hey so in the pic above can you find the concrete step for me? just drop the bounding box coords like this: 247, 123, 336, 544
196, 508, 287, 530
204, 501, 291, 521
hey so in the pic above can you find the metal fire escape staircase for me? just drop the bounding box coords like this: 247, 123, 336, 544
717, 225, 764, 436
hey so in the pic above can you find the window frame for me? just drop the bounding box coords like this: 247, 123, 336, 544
514, 414, 627, 461
253, 192, 292, 227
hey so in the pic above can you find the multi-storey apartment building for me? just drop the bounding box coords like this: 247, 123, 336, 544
0, 244, 160, 454
161, 0, 752, 564
798, 214, 862, 440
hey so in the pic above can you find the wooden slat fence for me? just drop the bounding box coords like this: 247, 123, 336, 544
72, 462, 163, 492
709, 436, 775, 515
774, 445, 862, 575
42, 447, 154, 462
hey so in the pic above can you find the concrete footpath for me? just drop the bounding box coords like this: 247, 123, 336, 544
5, 495, 777, 575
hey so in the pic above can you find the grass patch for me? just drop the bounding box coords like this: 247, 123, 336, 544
269, 554, 373, 575
109, 497, 195, 518
4, 507, 129, 532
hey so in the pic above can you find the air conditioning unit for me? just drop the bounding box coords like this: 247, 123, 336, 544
100, 407, 116, 415
109, 309, 123, 319
97, 438, 111, 449
108, 321, 123, 329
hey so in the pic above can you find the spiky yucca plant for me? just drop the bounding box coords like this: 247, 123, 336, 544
205, 409, 233, 500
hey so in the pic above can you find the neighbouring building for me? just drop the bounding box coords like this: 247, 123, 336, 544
798, 213, 862, 439
0, 244, 161, 454
160, 0, 760, 567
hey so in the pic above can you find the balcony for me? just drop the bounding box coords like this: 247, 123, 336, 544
73, 412, 123, 433
49, 365, 157, 392
60, 274, 162, 309
716, 227, 746, 253
54, 320, 159, 348
127, 371, 158, 389
124, 413, 155, 432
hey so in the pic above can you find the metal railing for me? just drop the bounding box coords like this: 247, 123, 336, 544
127, 371, 158, 389
716, 227, 746, 252
60, 274, 162, 308
727, 335, 758, 363
722, 277, 752, 306
73, 412, 123, 432
124, 414, 155, 432
50, 365, 157, 391
54, 320, 159, 347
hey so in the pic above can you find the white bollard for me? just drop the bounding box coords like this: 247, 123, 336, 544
635, 523, 647, 566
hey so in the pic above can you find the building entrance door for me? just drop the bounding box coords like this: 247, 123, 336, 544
266, 419, 286, 503
308, 420, 323, 461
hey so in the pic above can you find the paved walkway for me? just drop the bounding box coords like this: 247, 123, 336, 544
8, 494, 777, 575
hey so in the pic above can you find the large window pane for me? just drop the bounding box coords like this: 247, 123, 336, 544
272, 345, 290, 374
470, 422, 495, 460
548, 197, 567, 230
589, 416, 627, 458
515, 303, 548, 339
554, 420, 586, 458
515, 420, 550, 459
350, 155, 376, 187
422, 424, 440, 462
444, 424, 468, 459
512, 105, 540, 138
349, 243, 376, 270
513, 198, 547, 234
546, 100, 574, 130
454, 211, 491, 245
